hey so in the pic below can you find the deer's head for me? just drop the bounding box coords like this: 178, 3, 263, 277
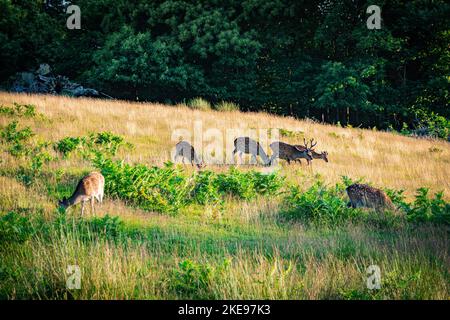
58, 197, 70, 209
320, 151, 329, 162
196, 161, 206, 169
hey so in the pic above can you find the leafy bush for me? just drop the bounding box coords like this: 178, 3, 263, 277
84, 215, 125, 239
0, 103, 37, 118
54, 132, 132, 158
88, 131, 131, 155
0, 121, 35, 157
192, 171, 223, 205
170, 259, 230, 299
216, 167, 284, 200
171, 259, 213, 298
279, 128, 303, 138
54, 137, 84, 158
282, 181, 359, 225
93, 156, 284, 214
187, 97, 211, 111
214, 101, 240, 112
0, 212, 33, 244
0, 121, 53, 174
406, 188, 450, 225
412, 109, 450, 139
94, 157, 192, 214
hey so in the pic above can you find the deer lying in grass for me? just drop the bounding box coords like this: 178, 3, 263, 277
294, 139, 328, 165
232, 137, 272, 166
346, 183, 394, 212
174, 140, 205, 169
269, 139, 313, 165
59, 171, 105, 216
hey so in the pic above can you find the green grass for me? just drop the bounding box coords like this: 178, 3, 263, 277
0, 208, 448, 299
0, 101, 449, 300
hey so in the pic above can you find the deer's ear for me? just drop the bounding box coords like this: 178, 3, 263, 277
294, 146, 303, 152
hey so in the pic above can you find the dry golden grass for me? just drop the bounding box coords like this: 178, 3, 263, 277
1, 92, 449, 200
1, 92, 449, 300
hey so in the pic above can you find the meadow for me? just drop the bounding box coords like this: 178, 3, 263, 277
0, 92, 449, 299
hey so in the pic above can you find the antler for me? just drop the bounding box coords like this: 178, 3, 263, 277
303, 138, 318, 149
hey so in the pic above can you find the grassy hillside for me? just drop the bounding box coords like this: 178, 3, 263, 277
0, 92, 449, 299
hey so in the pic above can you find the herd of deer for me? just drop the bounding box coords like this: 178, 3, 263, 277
174, 137, 329, 169
59, 137, 393, 215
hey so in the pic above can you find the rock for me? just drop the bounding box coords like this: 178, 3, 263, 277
36, 64, 51, 76
10, 64, 102, 98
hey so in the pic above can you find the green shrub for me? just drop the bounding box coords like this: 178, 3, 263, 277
54, 132, 132, 158
192, 171, 223, 205
172, 259, 212, 297
214, 101, 240, 112
0, 212, 33, 244
187, 97, 212, 111
93, 156, 284, 214
279, 128, 303, 138
84, 215, 125, 239
216, 167, 284, 200
413, 109, 450, 139
0, 121, 35, 157
94, 157, 192, 214
0, 103, 37, 118
89, 131, 131, 155
406, 188, 449, 225
282, 181, 359, 225
54, 137, 84, 157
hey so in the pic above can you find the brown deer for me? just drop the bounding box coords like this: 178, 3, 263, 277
269, 139, 313, 165
346, 184, 394, 212
232, 137, 272, 166
59, 171, 105, 216
174, 141, 205, 169
294, 139, 328, 164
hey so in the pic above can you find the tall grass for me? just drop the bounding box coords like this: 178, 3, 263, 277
0, 212, 448, 299
1, 93, 449, 300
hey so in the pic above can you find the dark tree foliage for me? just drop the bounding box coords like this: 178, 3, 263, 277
0, 0, 448, 130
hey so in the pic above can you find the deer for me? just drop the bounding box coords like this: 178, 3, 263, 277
232, 137, 272, 166
346, 183, 395, 212
269, 139, 313, 165
294, 139, 328, 165
58, 171, 105, 216
174, 140, 205, 169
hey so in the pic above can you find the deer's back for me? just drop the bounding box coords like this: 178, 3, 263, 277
234, 137, 261, 154
346, 184, 393, 210
270, 142, 300, 160
76, 172, 104, 196
176, 141, 195, 157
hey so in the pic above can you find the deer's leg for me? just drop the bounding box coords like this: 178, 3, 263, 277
182, 157, 186, 164
91, 197, 95, 216
81, 201, 85, 216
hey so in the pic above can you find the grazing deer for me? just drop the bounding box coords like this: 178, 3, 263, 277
174, 141, 205, 169
232, 137, 272, 166
269, 139, 313, 165
294, 139, 328, 164
346, 184, 394, 212
59, 171, 105, 216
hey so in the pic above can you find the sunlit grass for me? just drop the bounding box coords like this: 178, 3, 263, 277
0, 92, 449, 300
